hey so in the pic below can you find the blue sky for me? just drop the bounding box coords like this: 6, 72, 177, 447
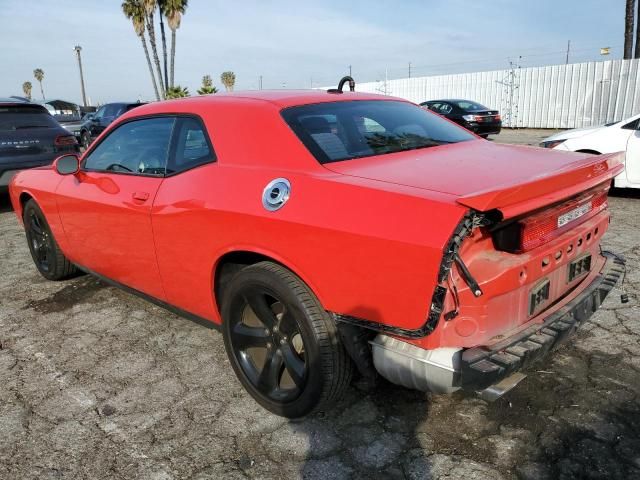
0, 0, 628, 104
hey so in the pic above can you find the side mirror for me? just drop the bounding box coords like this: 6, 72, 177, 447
54, 154, 80, 175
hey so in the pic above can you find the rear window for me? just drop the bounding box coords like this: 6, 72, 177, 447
282, 100, 474, 164
0, 106, 59, 131
454, 101, 488, 112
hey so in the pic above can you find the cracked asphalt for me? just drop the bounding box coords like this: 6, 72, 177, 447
1, 129, 639, 479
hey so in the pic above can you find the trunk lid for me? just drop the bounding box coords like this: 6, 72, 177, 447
324, 141, 623, 219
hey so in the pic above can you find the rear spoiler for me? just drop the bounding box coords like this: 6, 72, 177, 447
456, 152, 624, 219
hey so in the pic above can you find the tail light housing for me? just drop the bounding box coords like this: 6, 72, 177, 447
493, 183, 610, 253
494, 114, 501, 121
54, 135, 77, 146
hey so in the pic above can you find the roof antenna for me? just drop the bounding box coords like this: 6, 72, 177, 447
327, 76, 355, 94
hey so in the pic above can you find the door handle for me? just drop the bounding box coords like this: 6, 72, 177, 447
132, 191, 150, 202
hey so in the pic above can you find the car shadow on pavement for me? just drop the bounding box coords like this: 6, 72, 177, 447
290, 338, 640, 479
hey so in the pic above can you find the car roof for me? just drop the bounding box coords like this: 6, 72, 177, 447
128, 90, 398, 115
0, 101, 48, 110
426, 99, 477, 104
101, 101, 144, 106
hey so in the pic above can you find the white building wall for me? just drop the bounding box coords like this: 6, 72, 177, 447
352, 59, 640, 129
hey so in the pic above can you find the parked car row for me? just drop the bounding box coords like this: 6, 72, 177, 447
8, 85, 625, 418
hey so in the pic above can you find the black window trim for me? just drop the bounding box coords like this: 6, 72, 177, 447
164, 115, 217, 177
80, 112, 216, 178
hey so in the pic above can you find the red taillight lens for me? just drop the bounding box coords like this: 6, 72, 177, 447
493, 183, 610, 253
494, 114, 501, 121
55, 135, 77, 146
519, 188, 608, 251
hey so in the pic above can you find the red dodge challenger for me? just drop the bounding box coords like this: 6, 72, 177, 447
9, 87, 625, 418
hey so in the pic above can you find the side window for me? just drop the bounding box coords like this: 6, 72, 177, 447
83, 117, 175, 175
362, 117, 386, 134
167, 117, 215, 174
438, 103, 453, 114
103, 104, 122, 119
93, 106, 105, 120
622, 118, 640, 130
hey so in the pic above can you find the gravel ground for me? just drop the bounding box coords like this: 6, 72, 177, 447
1, 130, 639, 479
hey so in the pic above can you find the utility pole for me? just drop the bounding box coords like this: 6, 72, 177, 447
74, 45, 88, 107
348, 65, 352, 76
408, 62, 412, 78
259, 75, 263, 90
565, 40, 571, 64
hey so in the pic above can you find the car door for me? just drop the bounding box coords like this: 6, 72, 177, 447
625, 119, 640, 184
150, 116, 219, 319
56, 116, 175, 300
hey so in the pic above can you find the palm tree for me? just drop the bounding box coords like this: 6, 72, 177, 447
22, 81, 32, 100
143, 0, 165, 98
157, 0, 169, 89
165, 85, 189, 98
33, 69, 45, 100
624, 0, 635, 59
162, 0, 188, 88
122, 0, 160, 101
197, 75, 217, 95
220, 71, 236, 92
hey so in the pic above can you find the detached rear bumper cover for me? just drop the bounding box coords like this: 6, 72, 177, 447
461, 252, 624, 391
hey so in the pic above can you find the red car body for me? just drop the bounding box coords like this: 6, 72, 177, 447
9, 90, 625, 413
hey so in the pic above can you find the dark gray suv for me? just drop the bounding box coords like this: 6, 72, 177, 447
0, 101, 78, 191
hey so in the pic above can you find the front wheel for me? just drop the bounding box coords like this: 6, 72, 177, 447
221, 261, 353, 418
23, 200, 77, 280
81, 131, 91, 150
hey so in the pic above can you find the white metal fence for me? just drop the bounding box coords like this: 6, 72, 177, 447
354, 59, 640, 129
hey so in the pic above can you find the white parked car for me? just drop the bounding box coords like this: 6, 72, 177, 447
540, 113, 640, 189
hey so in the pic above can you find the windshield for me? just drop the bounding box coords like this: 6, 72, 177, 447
0, 106, 60, 131
282, 100, 475, 164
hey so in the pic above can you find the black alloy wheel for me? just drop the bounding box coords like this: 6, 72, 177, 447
222, 261, 352, 418
23, 199, 77, 280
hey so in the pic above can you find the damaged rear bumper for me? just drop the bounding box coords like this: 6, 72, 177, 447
372, 252, 625, 396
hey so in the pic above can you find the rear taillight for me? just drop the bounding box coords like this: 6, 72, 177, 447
494, 114, 501, 121
54, 135, 77, 146
493, 184, 609, 253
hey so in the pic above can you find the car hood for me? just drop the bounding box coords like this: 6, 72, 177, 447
324, 140, 623, 218
543, 125, 606, 142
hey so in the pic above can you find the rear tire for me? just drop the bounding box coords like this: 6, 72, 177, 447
23, 199, 77, 280
221, 261, 353, 418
